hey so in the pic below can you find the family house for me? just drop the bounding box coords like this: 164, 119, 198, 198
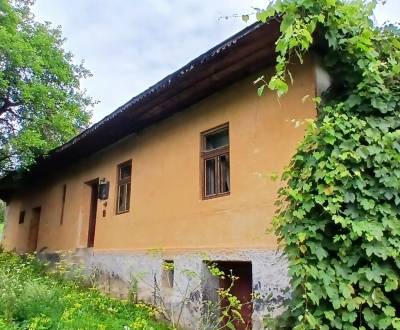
0, 21, 324, 329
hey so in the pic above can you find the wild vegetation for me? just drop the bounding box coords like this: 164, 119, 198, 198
0, 0, 93, 174
130, 258, 247, 330
2, 0, 399, 329
0, 250, 249, 330
0, 251, 169, 330
253, 0, 400, 328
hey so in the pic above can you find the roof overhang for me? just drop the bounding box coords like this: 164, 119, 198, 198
0, 20, 281, 200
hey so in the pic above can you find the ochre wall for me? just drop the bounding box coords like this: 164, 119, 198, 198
2, 61, 316, 253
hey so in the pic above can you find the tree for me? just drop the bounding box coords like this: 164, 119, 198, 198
254, 0, 400, 328
0, 0, 93, 174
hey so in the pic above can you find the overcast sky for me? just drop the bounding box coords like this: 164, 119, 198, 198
32, 1, 399, 123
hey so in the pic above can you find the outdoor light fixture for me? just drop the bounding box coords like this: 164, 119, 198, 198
98, 178, 110, 200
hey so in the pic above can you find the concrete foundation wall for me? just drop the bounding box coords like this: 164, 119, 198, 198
80, 248, 289, 330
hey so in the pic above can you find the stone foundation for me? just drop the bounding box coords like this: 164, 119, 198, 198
69, 249, 290, 330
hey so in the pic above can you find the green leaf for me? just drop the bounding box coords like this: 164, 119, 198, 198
344, 191, 355, 203
305, 313, 318, 328
226, 321, 236, 330
241, 14, 250, 23
383, 306, 396, 318
347, 94, 362, 108
384, 277, 398, 292
257, 85, 265, 96
297, 232, 307, 242
299, 245, 307, 253
324, 311, 335, 321
339, 283, 354, 299
360, 198, 375, 211
255, 6, 275, 22
268, 76, 288, 96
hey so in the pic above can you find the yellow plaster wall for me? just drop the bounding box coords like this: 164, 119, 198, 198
2, 61, 316, 253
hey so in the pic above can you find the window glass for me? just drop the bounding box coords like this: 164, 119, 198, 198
202, 124, 230, 199
205, 158, 216, 196
118, 184, 127, 212
219, 154, 230, 193
120, 164, 131, 180
117, 161, 132, 214
126, 183, 131, 211
205, 128, 229, 151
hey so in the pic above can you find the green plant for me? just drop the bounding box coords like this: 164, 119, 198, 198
253, 0, 400, 328
200, 264, 246, 330
0, 251, 169, 329
0, 0, 93, 174
130, 258, 248, 330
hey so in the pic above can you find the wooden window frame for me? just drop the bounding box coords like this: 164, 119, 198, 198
201, 123, 230, 200
116, 160, 132, 214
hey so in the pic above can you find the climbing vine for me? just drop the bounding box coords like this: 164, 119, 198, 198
254, 0, 400, 329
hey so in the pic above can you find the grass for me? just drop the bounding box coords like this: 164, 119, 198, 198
0, 250, 169, 330
0, 223, 3, 238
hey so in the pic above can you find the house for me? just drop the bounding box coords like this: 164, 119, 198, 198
0, 21, 322, 329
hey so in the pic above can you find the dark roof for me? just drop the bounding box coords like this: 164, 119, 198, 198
0, 20, 281, 200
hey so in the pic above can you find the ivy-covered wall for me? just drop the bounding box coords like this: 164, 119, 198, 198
254, 1, 400, 329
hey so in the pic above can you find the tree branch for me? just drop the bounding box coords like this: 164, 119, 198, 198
0, 97, 22, 117
0, 118, 16, 134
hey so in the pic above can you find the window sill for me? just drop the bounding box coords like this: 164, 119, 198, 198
202, 192, 230, 200
116, 210, 130, 215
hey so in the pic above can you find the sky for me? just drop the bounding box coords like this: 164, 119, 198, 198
32, 1, 400, 123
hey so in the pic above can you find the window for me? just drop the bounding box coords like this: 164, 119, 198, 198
18, 210, 25, 224
60, 184, 67, 225
161, 260, 174, 288
116, 160, 132, 214
201, 124, 230, 198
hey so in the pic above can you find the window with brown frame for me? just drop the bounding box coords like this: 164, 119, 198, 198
116, 160, 132, 214
18, 210, 25, 224
201, 124, 230, 199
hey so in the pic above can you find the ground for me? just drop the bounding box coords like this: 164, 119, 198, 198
0, 251, 169, 330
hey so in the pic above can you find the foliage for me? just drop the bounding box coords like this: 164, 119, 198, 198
0, 0, 93, 174
201, 263, 247, 330
253, 0, 400, 328
0, 250, 169, 329
130, 257, 247, 330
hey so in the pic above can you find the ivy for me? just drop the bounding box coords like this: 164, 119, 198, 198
254, 0, 400, 328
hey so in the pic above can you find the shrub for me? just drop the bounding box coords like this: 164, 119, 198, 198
0, 251, 169, 330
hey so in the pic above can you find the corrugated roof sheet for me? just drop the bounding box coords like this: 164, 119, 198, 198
0, 20, 281, 199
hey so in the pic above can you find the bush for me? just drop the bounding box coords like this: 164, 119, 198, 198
0, 251, 169, 330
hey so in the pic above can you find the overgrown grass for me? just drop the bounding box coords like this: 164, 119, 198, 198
0, 251, 169, 330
